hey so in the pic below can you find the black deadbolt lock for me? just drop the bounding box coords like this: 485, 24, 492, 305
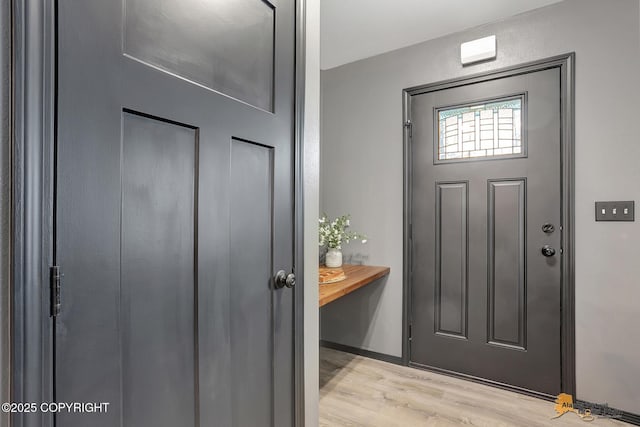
542, 223, 555, 233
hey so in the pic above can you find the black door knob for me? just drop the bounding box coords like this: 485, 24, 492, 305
274, 270, 295, 289
541, 245, 556, 257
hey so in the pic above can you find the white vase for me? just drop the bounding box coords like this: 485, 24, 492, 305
325, 248, 343, 268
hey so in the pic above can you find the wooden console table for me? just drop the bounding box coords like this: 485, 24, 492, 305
319, 264, 390, 307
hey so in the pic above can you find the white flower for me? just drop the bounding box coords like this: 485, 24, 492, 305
319, 214, 366, 250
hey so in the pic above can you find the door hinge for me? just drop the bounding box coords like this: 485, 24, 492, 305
408, 323, 413, 341
404, 120, 413, 137
50, 265, 61, 317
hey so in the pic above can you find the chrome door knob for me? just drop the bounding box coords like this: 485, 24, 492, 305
285, 273, 296, 288
541, 245, 556, 257
275, 270, 296, 289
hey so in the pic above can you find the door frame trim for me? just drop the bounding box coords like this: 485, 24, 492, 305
294, 0, 307, 424
1, 0, 13, 425
402, 53, 576, 397
11, 0, 56, 425
11, 1, 307, 426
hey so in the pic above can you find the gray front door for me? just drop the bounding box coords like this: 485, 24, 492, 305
409, 68, 562, 395
55, 1, 296, 426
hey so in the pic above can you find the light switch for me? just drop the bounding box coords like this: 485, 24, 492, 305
595, 201, 635, 221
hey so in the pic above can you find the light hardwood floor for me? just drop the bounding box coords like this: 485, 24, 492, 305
320, 347, 630, 427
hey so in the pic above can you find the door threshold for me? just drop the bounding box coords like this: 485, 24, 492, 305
408, 361, 556, 402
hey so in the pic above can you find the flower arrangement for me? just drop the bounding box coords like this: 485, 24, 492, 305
318, 214, 367, 250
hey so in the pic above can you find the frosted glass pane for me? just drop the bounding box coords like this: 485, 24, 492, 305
437, 97, 524, 162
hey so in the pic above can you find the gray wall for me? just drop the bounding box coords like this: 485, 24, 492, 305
320, 0, 640, 414
0, 0, 11, 425
303, 0, 320, 425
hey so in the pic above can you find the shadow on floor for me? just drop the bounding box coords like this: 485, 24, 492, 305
319, 346, 359, 390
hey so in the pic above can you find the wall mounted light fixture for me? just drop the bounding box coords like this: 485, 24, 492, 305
461, 35, 497, 65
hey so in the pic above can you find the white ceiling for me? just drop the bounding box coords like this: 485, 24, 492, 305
320, 0, 564, 70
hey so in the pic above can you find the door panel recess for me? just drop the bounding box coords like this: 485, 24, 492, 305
434, 181, 468, 339
487, 179, 526, 350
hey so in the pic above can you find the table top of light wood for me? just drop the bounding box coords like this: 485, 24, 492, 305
319, 264, 390, 307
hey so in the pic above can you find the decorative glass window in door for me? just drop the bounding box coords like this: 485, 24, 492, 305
436, 95, 525, 162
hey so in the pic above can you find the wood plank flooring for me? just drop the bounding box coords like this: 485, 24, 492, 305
320, 347, 630, 427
